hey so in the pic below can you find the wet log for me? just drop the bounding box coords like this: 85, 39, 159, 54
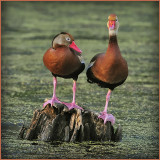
19, 103, 122, 142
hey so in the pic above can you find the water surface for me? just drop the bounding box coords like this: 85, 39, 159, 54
1, 1, 159, 159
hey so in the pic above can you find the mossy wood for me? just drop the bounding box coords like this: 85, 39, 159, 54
19, 103, 122, 142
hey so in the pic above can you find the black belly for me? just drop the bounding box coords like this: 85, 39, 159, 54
52, 63, 85, 81
86, 67, 126, 90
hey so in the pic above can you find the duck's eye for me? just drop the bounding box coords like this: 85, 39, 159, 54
66, 37, 71, 41
116, 19, 118, 22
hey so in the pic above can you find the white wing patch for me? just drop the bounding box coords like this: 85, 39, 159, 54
87, 60, 95, 70
77, 55, 85, 64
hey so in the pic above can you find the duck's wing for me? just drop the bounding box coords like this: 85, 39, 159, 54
86, 53, 104, 84
56, 49, 85, 81
73, 50, 85, 64
87, 53, 104, 70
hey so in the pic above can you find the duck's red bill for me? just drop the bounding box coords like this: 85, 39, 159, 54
109, 20, 116, 29
69, 41, 82, 53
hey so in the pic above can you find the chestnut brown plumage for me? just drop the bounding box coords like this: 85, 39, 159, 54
86, 14, 128, 124
43, 32, 85, 110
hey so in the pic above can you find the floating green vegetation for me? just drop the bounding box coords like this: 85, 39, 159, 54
1, 1, 159, 159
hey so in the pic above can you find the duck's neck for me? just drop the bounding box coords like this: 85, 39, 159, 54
106, 35, 120, 55
109, 35, 118, 45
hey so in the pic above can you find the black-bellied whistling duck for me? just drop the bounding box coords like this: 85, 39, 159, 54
43, 32, 85, 110
86, 14, 128, 125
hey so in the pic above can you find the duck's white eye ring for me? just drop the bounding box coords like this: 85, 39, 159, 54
116, 19, 118, 21
66, 37, 71, 41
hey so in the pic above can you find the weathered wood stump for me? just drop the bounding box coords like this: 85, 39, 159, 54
19, 103, 122, 142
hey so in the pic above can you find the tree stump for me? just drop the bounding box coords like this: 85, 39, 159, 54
19, 103, 122, 142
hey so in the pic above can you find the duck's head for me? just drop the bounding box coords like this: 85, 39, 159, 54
52, 32, 82, 53
107, 14, 119, 36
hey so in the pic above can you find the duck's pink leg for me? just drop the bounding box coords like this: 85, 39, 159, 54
63, 80, 83, 110
43, 77, 62, 107
98, 89, 115, 125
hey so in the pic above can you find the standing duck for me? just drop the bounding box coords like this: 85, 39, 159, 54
86, 14, 128, 125
43, 32, 85, 110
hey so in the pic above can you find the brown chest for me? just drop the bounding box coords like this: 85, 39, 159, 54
43, 48, 81, 75
92, 52, 128, 84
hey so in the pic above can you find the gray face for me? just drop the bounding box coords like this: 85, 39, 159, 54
107, 19, 119, 36
52, 34, 72, 49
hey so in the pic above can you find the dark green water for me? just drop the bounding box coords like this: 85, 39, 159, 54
1, 1, 159, 159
